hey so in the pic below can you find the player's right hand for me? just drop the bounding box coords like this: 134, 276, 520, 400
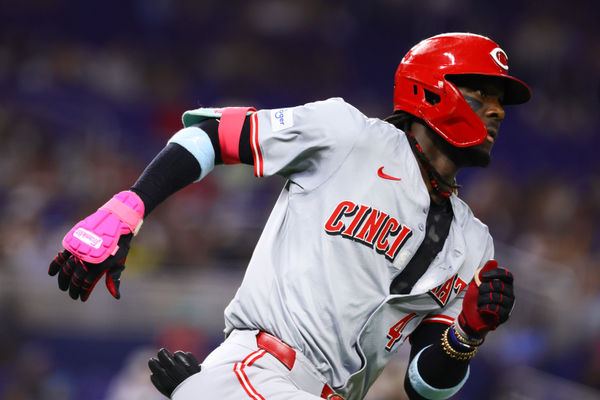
47, 190, 144, 301
457, 260, 515, 339
149, 348, 201, 398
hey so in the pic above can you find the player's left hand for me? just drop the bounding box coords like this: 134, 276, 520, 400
48, 234, 132, 301
457, 260, 515, 339
47, 190, 145, 301
149, 348, 201, 398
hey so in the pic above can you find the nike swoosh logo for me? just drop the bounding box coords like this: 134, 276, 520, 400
377, 166, 401, 181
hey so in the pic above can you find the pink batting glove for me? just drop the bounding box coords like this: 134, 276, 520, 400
48, 190, 144, 301
62, 191, 144, 263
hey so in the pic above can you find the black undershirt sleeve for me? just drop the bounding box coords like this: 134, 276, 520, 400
237, 116, 254, 164
130, 115, 254, 217
197, 118, 222, 165
130, 143, 201, 217
404, 323, 471, 399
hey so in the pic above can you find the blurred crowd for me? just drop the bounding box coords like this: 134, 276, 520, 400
0, 0, 599, 399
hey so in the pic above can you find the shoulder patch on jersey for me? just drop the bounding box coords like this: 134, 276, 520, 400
270, 108, 294, 132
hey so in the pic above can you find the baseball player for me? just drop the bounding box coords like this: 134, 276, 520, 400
48, 33, 530, 399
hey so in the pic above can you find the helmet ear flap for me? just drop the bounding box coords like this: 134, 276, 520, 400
421, 80, 487, 147
393, 75, 486, 147
392, 72, 444, 121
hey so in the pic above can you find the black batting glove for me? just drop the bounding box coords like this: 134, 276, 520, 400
458, 260, 515, 338
149, 348, 201, 398
477, 267, 515, 326
48, 234, 132, 301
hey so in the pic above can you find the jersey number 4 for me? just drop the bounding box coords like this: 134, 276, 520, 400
385, 313, 417, 351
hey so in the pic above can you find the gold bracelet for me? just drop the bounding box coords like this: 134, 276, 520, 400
452, 323, 484, 347
441, 327, 478, 361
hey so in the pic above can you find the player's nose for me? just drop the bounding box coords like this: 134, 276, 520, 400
485, 98, 505, 121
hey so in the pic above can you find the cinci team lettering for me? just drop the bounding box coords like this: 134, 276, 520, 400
324, 201, 412, 262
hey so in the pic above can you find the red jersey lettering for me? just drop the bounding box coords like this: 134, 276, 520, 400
385, 313, 417, 351
355, 210, 389, 246
428, 275, 468, 307
324, 201, 413, 262
375, 218, 400, 254
384, 224, 413, 261
324, 201, 357, 234
342, 205, 371, 238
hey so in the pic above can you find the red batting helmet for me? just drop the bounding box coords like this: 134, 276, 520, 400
393, 32, 531, 147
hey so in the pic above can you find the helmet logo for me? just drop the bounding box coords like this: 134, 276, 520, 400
490, 48, 509, 70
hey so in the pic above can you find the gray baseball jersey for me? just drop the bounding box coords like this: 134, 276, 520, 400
185, 97, 493, 400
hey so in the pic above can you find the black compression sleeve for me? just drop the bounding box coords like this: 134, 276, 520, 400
196, 119, 222, 165
130, 115, 254, 217
404, 323, 471, 399
237, 116, 253, 164
130, 143, 201, 217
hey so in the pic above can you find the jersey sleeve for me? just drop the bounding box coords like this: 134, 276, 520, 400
251, 97, 365, 190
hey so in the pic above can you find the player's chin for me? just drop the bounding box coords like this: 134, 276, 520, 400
458, 145, 492, 168
441, 138, 492, 168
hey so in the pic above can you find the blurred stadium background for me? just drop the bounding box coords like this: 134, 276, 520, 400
0, 0, 599, 399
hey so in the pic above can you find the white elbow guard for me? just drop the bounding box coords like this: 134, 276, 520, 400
168, 126, 215, 181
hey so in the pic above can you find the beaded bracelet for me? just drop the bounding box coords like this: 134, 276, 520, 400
441, 327, 478, 361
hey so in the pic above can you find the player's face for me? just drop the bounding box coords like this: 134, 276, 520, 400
453, 76, 506, 167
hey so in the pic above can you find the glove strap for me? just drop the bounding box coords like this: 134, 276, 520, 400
99, 192, 144, 235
